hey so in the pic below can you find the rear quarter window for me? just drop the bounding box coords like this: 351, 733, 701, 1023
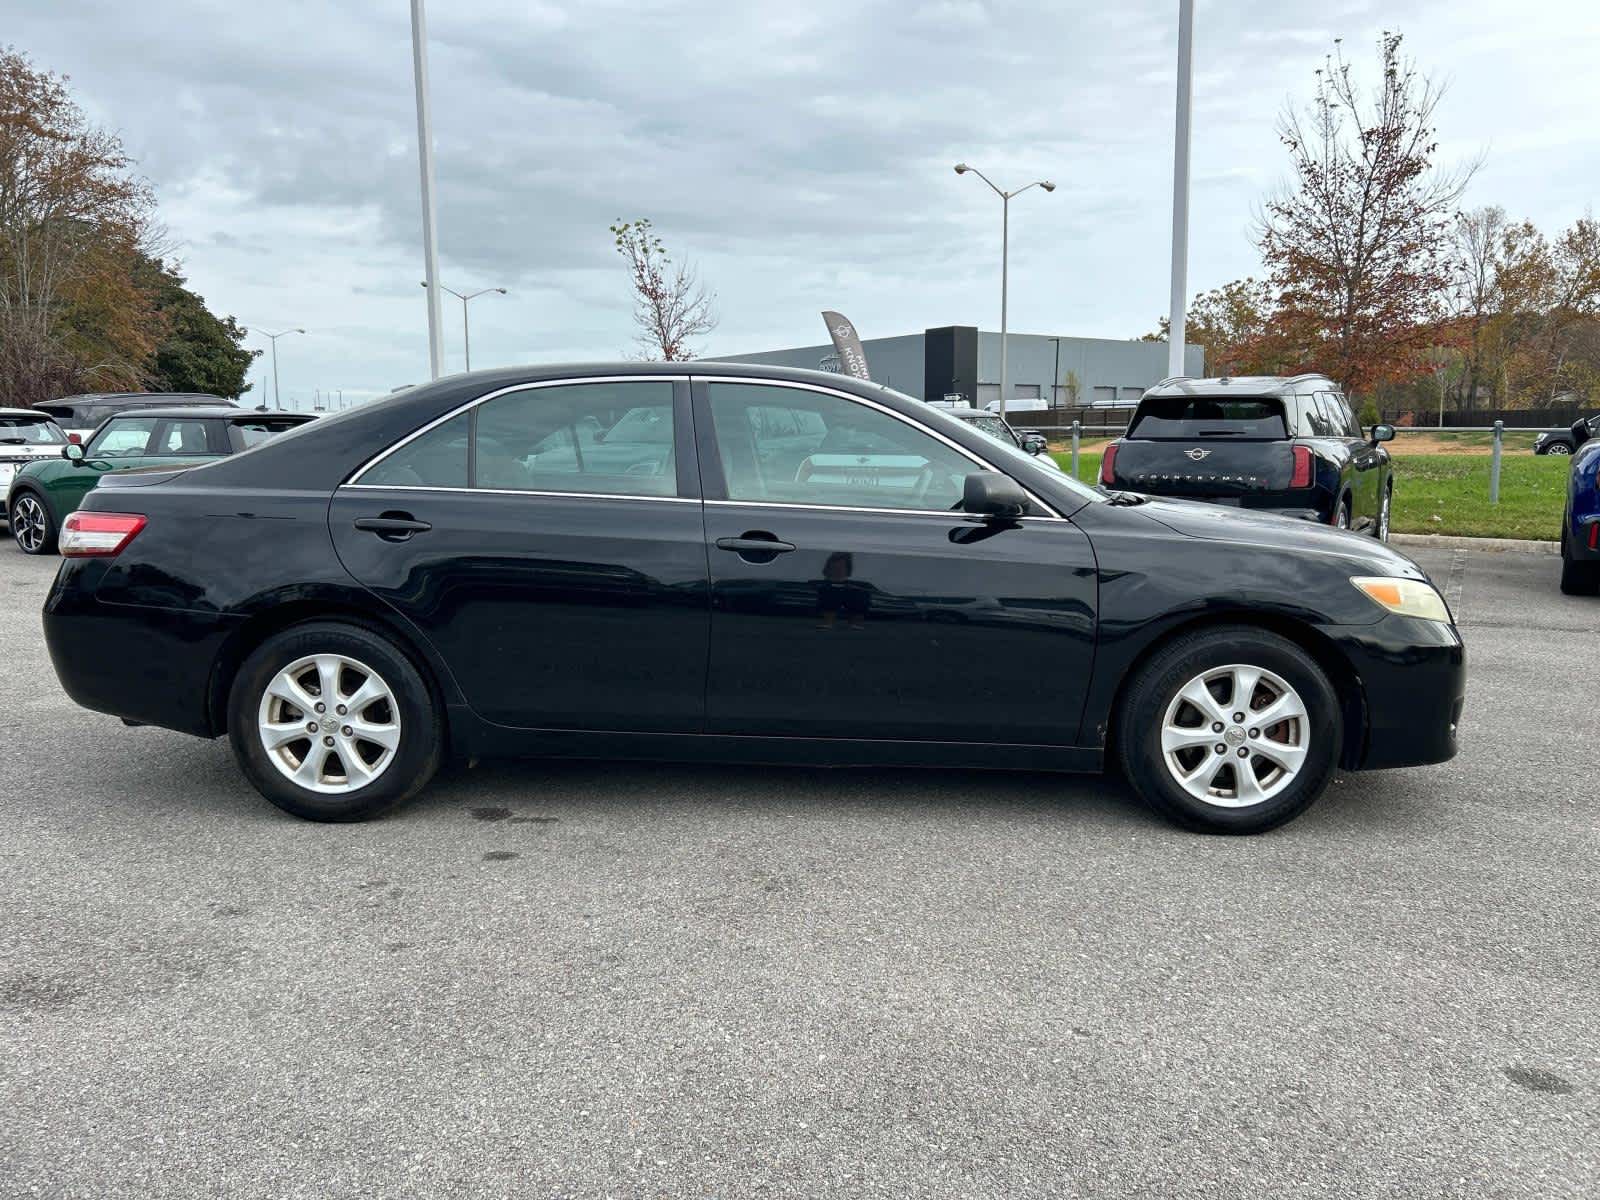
1128, 397, 1287, 439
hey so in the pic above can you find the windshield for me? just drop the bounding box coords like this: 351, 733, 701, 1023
0, 415, 66, 445
1129, 396, 1287, 439
872, 384, 1105, 505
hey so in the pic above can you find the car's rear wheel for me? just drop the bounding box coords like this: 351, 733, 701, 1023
227, 621, 443, 821
1116, 626, 1342, 834
1559, 525, 1600, 596
1547, 444, 1572, 455
10, 491, 56, 555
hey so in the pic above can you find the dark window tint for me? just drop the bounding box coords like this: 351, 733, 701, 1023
473, 381, 676, 496
230, 419, 309, 451
1128, 396, 1287, 439
709, 383, 975, 511
361, 412, 470, 487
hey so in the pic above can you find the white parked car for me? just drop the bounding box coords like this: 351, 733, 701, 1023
0, 409, 72, 523
984, 397, 1051, 415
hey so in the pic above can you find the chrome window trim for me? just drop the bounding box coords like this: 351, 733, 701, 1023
342, 483, 697, 505
704, 498, 1062, 522
345, 374, 684, 491
691, 374, 1063, 519
345, 370, 1063, 518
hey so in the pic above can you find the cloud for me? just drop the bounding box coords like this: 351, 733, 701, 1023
12, 0, 1600, 396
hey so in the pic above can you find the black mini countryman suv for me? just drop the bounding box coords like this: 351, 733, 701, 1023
1101, 375, 1396, 539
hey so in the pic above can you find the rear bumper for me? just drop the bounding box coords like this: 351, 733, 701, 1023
43, 560, 231, 738
1327, 615, 1465, 769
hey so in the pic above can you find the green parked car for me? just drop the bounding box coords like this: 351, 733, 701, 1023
7, 406, 316, 555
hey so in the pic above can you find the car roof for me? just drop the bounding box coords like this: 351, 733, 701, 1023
98, 406, 292, 421
1140, 374, 1338, 398
0, 407, 60, 418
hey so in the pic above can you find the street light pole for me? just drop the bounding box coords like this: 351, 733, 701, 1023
1167, 0, 1196, 379
420, 283, 507, 372
253, 328, 305, 410
954, 164, 1055, 423
410, 0, 445, 379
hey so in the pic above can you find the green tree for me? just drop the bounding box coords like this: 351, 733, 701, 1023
139, 258, 257, 397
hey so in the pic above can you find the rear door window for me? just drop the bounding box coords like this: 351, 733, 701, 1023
473, 381, 677, 496
1128, 397, 1287, 439
150, 419, 220, 456
360, 412, 471, 488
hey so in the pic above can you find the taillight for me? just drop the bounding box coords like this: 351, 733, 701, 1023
1589, 522, 1599, 552
1290, 445, 1314, 488
1100, 443, 1119, 486
67, 433, 82, 445
60, 511, 147, 557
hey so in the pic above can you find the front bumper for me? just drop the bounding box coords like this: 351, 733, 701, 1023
1326, 614, 1465, 769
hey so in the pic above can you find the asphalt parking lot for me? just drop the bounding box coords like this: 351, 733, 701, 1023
1, 542, 1596, 1198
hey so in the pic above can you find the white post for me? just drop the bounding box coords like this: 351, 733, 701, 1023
410, 0, 445, 380
1167, 0, 1195, 379
999, 193, 1009, 422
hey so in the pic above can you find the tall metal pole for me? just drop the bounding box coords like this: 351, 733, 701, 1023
999, 193, 1010, 423
461, 294, 471, 372
271, 340, 281, 410
1167, 0, 1195, 379
410, 0, 445, 379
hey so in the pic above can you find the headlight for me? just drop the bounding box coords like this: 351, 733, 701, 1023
1350, 576, 1452, 623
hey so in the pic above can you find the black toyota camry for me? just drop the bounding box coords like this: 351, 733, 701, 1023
41, 363, 1464, 834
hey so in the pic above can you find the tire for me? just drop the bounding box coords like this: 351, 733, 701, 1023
226, 621, 443, 821
1374, 483, 1393, 542
1115, 626, 1343, 834
1334, 499, 1352, 531
1559, 525, 1600, 596
1547, 444, 1572, 456
9, 490, 57, 555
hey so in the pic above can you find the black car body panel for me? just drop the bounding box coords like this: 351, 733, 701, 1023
1105, 376, 1392, 531
42, 362, 1461, 782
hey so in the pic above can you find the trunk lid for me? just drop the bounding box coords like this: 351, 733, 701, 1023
1107, 438, 1296, 498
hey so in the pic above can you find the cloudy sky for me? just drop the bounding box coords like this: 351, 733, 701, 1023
12, 0, 1599, 404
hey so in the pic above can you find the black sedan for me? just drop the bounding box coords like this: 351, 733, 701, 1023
42, 363, 1465, 834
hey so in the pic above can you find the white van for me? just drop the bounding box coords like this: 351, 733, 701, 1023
983, 397, 1050, 415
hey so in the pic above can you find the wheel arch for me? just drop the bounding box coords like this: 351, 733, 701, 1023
1104, 610, 1368, 771
206, 599, 462, 753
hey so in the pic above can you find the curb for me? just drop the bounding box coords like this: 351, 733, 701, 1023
1391, 533, 1557, 555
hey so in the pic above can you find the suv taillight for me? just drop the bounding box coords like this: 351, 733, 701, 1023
1290, 445, 1314, 488
60, 512, 147, 557
1100, 443, 1119, 486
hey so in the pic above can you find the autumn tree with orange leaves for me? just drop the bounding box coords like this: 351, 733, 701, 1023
1258, 32, 1476, 397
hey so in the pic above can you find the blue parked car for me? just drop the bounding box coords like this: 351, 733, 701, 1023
1560, 420, 1600, 595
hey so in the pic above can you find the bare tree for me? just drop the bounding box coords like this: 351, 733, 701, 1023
609, 218, 716, 361
1259, 32, 1478, 396
1449, 205, 1506, 405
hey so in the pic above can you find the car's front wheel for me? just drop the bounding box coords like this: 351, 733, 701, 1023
227, 621, 444, 821
10, 491, 57, 555
1375, 483, 1393, 542
1334, 499, 1352, 530
1116, 626, 1342, 833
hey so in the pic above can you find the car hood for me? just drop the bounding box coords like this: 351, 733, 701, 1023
1133, 496, 1429, 581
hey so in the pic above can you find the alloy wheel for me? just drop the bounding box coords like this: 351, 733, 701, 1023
1160, 663, 1309, 808
1378, 488, 1392, 542
1549, 444, 1571, 455
12, 495, 46, 553
257, 653, 402, 794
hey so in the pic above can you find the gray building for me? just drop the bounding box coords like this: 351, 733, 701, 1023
709, 326, 1204, 410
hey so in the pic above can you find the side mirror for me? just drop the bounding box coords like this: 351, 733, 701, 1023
961, 471, 1027, 518
1572, 418, 1591, 448
1370, 424, 1395, 444
62, 443, 86, 464
1020, 432, 1048, 455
